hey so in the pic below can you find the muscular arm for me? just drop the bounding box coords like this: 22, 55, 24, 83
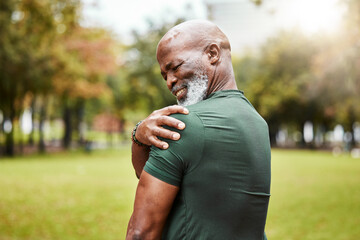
131, 143, 150, 179
131, 105, 188, 178
126, 171, 179, 240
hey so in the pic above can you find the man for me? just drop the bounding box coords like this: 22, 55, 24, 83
126, 20, 271, 240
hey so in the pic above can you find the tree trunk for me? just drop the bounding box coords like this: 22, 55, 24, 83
4, 107, 15, 156
5, 126, 14, 156
349, 108, 356, 149
38, 101, 46, 153
268, 123, 278, 147
76, 100, 85, 145
28, 97, 36, 146
18, 124, 23, 155
299, 121, 306, 148
0, 116, 4, 156
63, 104, 72, 149
352, 121, 357, 146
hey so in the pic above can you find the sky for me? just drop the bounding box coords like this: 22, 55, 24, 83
81, 0, 206, 42
272, 0, 344, 33
81, 0, 345, 52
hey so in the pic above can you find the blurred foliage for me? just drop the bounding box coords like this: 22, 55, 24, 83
232, 0, 360, 146
1, 0, 360, 155
250, 0, 262, 6
0, 0, 118, 155
233, 30, 320, 144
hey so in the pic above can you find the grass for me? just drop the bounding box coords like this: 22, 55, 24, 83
266, 150, 360, 240
0, 147, 137, 240
0, 148, 359, 240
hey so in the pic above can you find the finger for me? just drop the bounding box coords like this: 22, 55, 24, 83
149, 136, 169, 150
157, 116, 186, 130
161, 105, 189, 115
153, 127, 181, 141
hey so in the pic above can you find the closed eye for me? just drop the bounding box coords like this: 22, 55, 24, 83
173, 63, 182, 71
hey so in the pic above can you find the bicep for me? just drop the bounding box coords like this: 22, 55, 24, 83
127, 171, 179, 240
131, 142, 150, 178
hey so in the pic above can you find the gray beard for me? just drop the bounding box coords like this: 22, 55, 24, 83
177, 74, 209, 107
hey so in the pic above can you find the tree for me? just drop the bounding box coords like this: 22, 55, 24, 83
0, 0, 80, 155
51, 27, 117, 148
311, 0, 360, 147
237, 30, 319, 145
0, 0, 117, 155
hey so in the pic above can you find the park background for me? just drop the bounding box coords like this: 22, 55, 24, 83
0, 0, 359, 239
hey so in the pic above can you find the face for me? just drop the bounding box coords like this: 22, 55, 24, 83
157, 39, 209, 106
176, 72, 208, 106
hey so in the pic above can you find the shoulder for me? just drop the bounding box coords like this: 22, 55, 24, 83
145, 108, 205, 185
169, 101, 209, 125
170, 110, 203, 129
165, 110, 204, 149
150, 108, 205, 165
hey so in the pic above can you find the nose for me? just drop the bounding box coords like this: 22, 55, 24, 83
166, 73, 177, 91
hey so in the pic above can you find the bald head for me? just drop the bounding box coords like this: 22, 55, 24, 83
157, 20, 231, 57
156, 20, 237, 102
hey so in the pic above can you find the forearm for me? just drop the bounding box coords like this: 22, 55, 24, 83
131, 142, 151, 178
126, 172, 178, 240
126, 214, 134, 236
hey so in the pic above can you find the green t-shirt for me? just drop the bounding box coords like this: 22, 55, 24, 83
144, 90, 271, 240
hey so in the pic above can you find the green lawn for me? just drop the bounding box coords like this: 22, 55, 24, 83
0, 148, 359, 240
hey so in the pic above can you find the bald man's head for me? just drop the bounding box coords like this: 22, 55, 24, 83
157, 20, 231, 59
156, 20, 236, 106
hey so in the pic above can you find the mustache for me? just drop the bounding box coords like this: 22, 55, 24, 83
171, 84, 187, 95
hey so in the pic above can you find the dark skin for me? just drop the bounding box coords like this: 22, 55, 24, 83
127, 20, 238, 240
132, 105, 188, 178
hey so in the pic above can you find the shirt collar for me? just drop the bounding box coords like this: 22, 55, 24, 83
207, 89, 244, 99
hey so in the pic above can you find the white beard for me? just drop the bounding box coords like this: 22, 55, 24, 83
177, 74, 209, 107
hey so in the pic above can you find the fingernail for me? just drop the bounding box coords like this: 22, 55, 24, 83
163, 143, 168, 149
184, 108, 189, 114
173, 133, 180, 140
178, 123, 185, 129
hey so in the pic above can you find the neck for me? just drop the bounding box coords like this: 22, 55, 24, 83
206, 62, 238, 96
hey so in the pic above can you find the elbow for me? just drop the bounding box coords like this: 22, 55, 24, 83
127, 227, 154, 240
130, 230, 145, 240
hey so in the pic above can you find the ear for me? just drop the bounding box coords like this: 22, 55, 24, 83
206, 43, 220, 65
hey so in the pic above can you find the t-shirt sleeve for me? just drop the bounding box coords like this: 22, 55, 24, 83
143, 112, 204, 187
